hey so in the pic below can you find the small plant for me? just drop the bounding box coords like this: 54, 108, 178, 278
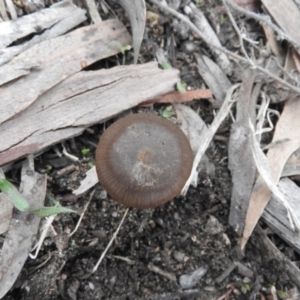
81, 148, 90, 156
220, 15, 226, 24
176, 81, 187, 93
160, 61, 172, 70
88, 162, 94, 168
194, 0, 204, 5
277, 290, 287, 299
162, 106, 176, 119
0, 179, 77, 217
241, 283, 251, 294
109, 41, 131, 65
0, 179, 29, 211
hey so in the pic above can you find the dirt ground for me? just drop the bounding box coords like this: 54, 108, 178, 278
2, 0, 300, 299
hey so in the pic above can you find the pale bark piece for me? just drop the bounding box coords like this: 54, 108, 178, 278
185, 3, 232, 75
195, 54, 232, 108
0, 0, 9, 21
5, 0, 16, 20
73, 167, 98, 196
85, 0, 102, 23
118, 0, 146, 64
0, 18, 132, 124
0, 160, 47, 299
261, 0, 300, 44
0, 2, 87, 66
0, 62, 179, 166
241, 97, 300, 249
228, 69, 257, 236
0, 193, 13, 235
175, 104, 208, 155
0, 1, 83, 50
263, 178, 300, 254
175, 104, 215, 180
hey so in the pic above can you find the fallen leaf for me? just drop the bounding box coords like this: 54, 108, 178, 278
175, 104, 215, 181
228, 69, 257, 235
181, 84, 240, 195
0, 193, 13, 235
0, 158, 47, 299
142, 89, 212, 106
195, 54, 232, 108
241, 97, 300, 249
118, 0, 146, 64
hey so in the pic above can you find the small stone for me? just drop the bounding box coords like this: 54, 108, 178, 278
181, 40, 197, 54
179, 267, 208, 289
204, 215, 223, 235
173, 251, 185, 262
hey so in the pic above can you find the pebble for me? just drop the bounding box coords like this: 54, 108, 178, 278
173, 251, 185, 262
179, 266, 208, 289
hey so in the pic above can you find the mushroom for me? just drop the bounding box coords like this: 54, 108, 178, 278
95, 113, 193, 209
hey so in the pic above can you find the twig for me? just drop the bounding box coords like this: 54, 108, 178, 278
69, 189, 95, 237
92, 207, 129, 273
149, 0, 300, 95
222, 0, 252, 64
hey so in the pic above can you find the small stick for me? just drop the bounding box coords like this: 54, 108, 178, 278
69, 189, 95, 237
92, 207, 129, 273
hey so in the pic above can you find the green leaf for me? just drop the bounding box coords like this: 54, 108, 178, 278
160, 62, 172, 70
176, 81, 187, 93
0, 179, 29, 211
162, 106, 176, 119
47, 193, 59, 205
30, 206, 78, 218
88, 162, 94, 168
277, 290, 286, 299
81, 148, 90, 155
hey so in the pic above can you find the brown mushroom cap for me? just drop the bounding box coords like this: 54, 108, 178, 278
95, 113, 193, 209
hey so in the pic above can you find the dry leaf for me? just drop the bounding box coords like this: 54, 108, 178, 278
0, 159, 47, 299
195, 54, 232, 108
118, 0, 146, 64
181, 84, 240, 195
142, 89, 212, 106
241, 97, 300, 249
175, 104, 215, 180
0, 193, 13, 235
263, 178, 300, 253
282, 147, 300, 177
228, 69, 256, 235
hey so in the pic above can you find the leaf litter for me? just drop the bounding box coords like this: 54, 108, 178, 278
2, 0, 300, 298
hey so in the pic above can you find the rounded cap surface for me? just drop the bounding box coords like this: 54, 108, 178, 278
95, 113, 193, 209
